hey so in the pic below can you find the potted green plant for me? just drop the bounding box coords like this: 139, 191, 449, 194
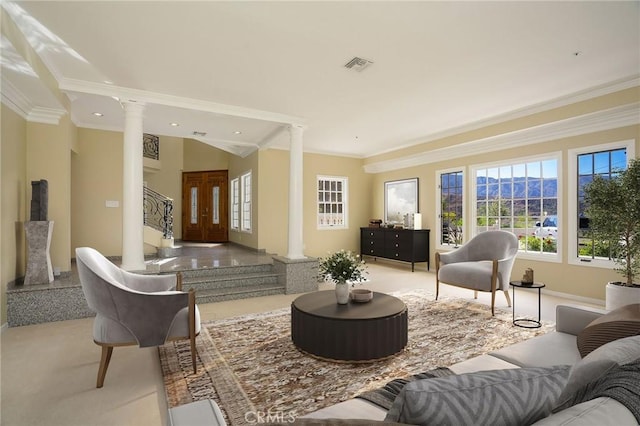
318, 250, 368, 304
583, 158, 640, 310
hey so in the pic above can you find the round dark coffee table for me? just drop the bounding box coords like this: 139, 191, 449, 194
291, 290, 408, 362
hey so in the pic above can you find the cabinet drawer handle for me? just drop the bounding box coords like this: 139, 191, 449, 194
395, 253, 399, 257
370, 232, 374, 236
395, 234, 399, 238
370, 241, 374, 245
395, 243, 399, 247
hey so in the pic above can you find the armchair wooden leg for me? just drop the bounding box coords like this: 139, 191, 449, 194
435, 253, 440, 301
97, 345, 113, 388
490, 292, 496, 316
474, 290, 478, 299
188, 289, 197, 374
490, 260, 498, 316
503, 290, 512, 307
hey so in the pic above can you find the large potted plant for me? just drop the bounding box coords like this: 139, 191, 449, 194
318, 250, 368, 304
583, 158, 640, 310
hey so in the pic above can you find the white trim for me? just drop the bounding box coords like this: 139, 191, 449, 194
240, 171, 252, 233
541, 288, 605, 308
230, 177, 240, 231
1, 322, 8, 333
365, 102, 640, 173
59, 78, 307, 126
317, 175, 349, 230
567, 140, 636, 269
27, 106, 67, 124
1, 77, 66, 124
367, 75, 640, 158
470, 152, 563, 262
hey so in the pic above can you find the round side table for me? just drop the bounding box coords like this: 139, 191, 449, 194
509, 281, 545, 328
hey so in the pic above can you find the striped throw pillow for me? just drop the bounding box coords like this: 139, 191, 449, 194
385, 365, 571, 426
577, 304, 640, 358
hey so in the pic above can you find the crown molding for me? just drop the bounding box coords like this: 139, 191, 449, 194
27, 106, 67, 124
1, 77, 66, 124
364, 102, 640, 174
58, 78, 307, 126
368, 75, 640, 158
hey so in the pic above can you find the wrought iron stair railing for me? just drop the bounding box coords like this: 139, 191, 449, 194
143, 186, 174, 239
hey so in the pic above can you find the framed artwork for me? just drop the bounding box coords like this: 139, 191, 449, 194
384, 178, 419, 224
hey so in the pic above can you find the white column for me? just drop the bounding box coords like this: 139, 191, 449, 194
121, 101, 146, 271
286, 124, 306, 259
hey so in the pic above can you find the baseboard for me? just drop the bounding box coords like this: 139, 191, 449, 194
541, 288, 605, 307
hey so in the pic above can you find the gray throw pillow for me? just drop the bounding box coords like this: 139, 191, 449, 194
385, 365, 571, 426
554, 334, 640, 412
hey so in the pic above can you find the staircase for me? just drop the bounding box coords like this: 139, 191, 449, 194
178, 263, 284, 304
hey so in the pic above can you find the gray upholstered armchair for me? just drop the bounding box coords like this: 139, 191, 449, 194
76, 247, 200, 388
435, 230, 519, 316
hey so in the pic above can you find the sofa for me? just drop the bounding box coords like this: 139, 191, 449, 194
300, 303, 640, 425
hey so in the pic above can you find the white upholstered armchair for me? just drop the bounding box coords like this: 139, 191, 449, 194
435, 230, 519, 316
76, 247, 200, 388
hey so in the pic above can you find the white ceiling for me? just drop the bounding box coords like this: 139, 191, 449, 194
2, 1, 639, 158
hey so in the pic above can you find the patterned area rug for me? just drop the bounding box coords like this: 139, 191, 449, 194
158, 289, 553, 425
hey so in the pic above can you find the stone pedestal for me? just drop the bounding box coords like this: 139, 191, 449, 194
24, 221, 54, 284
272, 255, 318, 294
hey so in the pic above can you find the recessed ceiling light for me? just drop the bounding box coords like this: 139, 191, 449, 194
111, 96, 120, 102
170, 122, 179, 127
234, 131, 242, 135
104, 80, 113, 84
92, 112, 103, 117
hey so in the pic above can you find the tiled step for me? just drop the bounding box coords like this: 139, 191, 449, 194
178, 264, 285, 304
194, 284, 286, 304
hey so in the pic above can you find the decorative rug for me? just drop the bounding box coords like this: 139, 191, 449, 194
158, 289, 553, 425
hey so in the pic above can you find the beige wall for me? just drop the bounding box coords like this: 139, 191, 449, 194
256, 149, 288, 255
229, 149, 260, 250
26, 116, 75, 272
183, 138, 230, 172
302, 153, 372, 258
253, 149, 372, 258
367, 88, 640, 302
72, 134, 231, 256
1, 105, 28, 324
3, 85, 639, 326
71, 128, 124, 256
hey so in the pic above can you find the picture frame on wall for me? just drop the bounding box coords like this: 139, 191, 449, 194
384, 178, 419, 224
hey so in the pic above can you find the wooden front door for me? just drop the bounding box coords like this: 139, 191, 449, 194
182, 171, 229, 242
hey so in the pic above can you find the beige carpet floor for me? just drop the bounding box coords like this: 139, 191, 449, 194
159, 289, 553, 425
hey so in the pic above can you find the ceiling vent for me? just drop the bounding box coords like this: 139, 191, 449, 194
344, 57, 373, 72
192, 131, 207, 137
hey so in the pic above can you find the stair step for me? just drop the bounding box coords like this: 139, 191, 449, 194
194, 284, 285, 304
180, 264, 273, 279
182, 274, 280, 291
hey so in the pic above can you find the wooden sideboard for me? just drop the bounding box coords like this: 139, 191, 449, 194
360, 227, 430, 272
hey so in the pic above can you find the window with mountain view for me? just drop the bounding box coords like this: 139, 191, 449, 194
577, 147, 627, 261
473, 156, 559, 257
439, 170, 464, 247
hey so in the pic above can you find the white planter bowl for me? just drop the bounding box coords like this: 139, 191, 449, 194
605, 282, 640, 311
